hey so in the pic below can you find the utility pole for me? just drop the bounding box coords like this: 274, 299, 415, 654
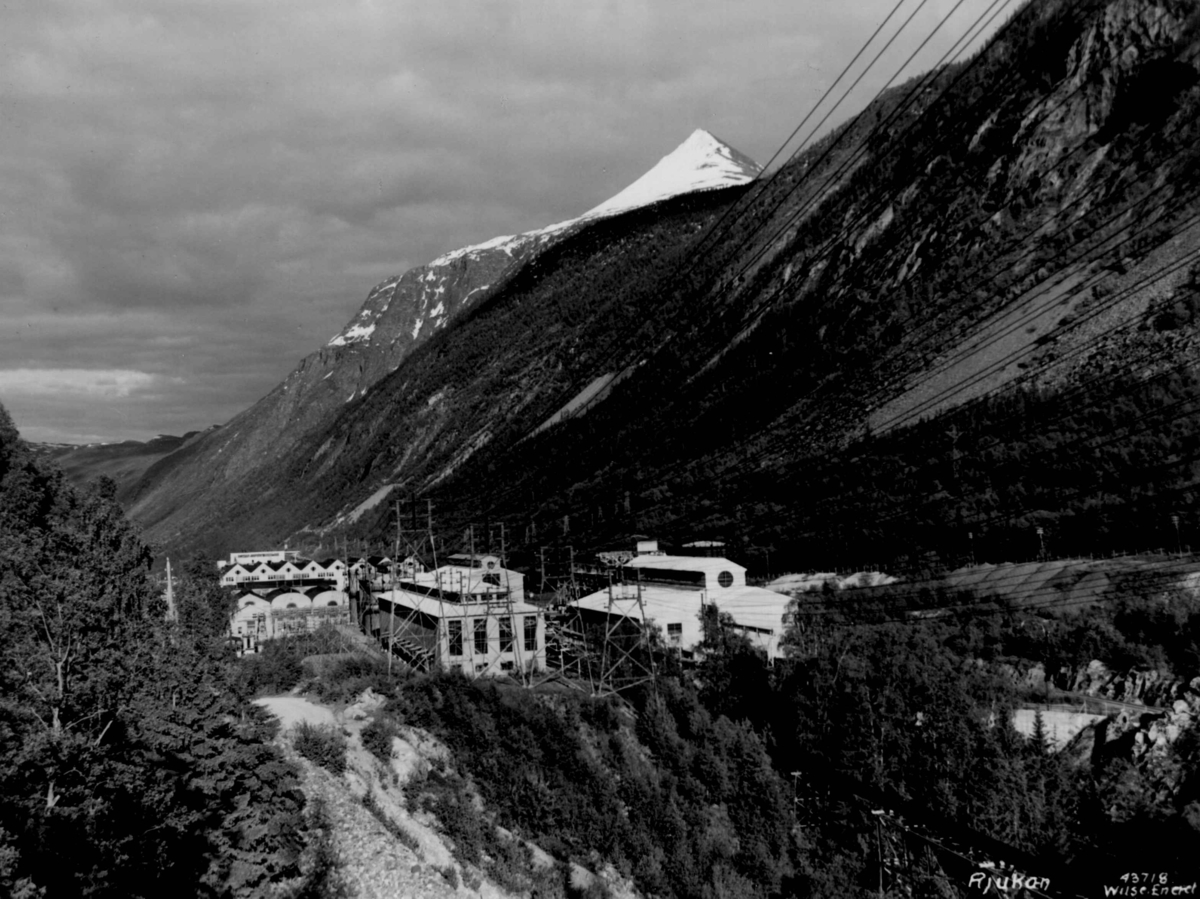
164, 558, 176, 623
387, 501, 403, 676
568, 545, 576, 601
1172, 514, 1182, 557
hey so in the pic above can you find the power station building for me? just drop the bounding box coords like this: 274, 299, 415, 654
569, 553, 792, 660
220, 550, 353, 653
371, 553, 543, 677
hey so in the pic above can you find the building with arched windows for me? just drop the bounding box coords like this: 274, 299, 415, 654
221, 550, 354, 652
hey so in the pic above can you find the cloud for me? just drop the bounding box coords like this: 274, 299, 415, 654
0, 0, 1006, 442
0, 368, 159, 398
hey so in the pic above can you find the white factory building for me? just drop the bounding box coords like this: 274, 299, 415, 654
369, 552, 541, 676
220, 550, 357, 653
375, 588, 546, 677
229, 587, 350, 651
569, 552, 792, 660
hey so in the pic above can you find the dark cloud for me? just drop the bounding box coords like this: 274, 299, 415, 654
0, 0, 1001, 442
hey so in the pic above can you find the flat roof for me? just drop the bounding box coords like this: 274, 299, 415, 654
571, 583, 789, 634
374, 588, 541, 619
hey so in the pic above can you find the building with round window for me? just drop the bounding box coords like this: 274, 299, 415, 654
570, 554, 793, 660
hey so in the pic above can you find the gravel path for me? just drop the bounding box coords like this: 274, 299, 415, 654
288, 748, 463, 899
254, 695, 338, 730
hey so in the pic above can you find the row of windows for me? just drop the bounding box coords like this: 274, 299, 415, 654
447, 615, 538, 657
225, 569, 336, 579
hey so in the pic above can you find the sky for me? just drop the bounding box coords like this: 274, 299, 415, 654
0, 0, 1007, 444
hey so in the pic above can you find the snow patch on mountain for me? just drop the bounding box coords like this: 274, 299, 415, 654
329, 321, 376, 347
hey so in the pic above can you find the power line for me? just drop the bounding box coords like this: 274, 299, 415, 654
468, 10, 1180, 530
456, 0, 1080, 532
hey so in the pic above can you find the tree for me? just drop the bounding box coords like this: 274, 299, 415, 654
0, 404, 309, 897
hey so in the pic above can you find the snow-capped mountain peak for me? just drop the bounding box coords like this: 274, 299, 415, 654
327, 129, 760, 348
581, 129, 762, 220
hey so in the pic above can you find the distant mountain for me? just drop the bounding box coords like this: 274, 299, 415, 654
32, 432, 205, 503
126, 130, 762, 551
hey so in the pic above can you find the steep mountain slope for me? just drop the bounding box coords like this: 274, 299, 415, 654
128, 131, 761, 550
130, 0, 1200, 568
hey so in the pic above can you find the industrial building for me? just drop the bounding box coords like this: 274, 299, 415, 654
569, 551, 793, 660
370, 553, 542, 676
229, 587, 350, 651
220, 550, 354, 653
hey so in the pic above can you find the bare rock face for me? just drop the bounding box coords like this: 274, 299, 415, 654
1000, 0, 1184, 209
1066, 677, 1200, 778
1062, 659, 1188, 708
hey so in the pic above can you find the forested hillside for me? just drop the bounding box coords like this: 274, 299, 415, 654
0, 404, 325, 898
7, 390, 1200, 895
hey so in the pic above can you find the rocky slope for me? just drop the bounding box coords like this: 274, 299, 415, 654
131, 0, 1200, 563
262, 688, 641, 899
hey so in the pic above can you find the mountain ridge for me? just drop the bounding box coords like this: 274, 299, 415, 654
122, 130, 763, 545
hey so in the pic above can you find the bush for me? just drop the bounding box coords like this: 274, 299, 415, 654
362, 794, 421, 853
293, 722, 347, 775
235, 629, 360, 699
405, 769, 489, 865
235, 640, 308, 697
361, 715, 402, 764
311, 653, 395, 703
293, 798, 351, 899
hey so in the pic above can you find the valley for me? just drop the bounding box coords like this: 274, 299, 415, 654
11, 0, 1200, 895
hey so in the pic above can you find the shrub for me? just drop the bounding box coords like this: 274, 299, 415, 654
439, 866, 460, 889
293, 798, 351, 899
361, 715, 402, 764
406, 769, 489, 866
293, 722, 347, 775
362, 794, 421, 853
311, 653, 395, 703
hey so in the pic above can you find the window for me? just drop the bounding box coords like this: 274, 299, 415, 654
501, 661, 514, 672
667, 622, 683, 643
500, 616, 513, 653
717, 571, 734, 588
474, 618, 489, 655
524, 615, 537, 652
448, 620, 463, 656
